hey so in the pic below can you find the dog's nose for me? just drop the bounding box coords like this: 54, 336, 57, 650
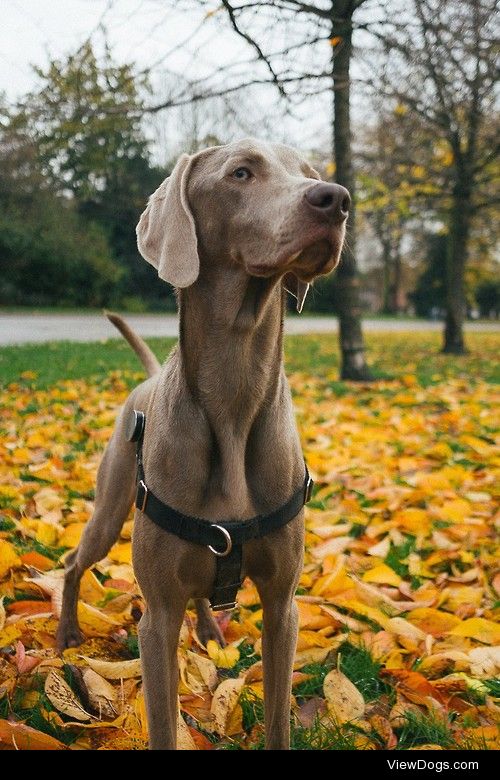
304, 183, 350, 222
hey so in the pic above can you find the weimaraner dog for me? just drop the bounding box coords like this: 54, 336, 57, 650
57, 138, 349, 750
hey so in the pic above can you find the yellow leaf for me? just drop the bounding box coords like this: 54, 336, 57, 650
449, 618, 500, 646
323, 669, 365, 723
79, 569, 107, 605
58, 522, 85, 548
406, 607, 461, 637
294, 646, 335, 669
0, 624, 22, 649
0, 540, 22, 579
435, 499, 470, 523
77, 602, 121, 636
80, 656, 142, 679
392, 508, 430, 534
297, 630, 337, 650
109, 541, 132, 564
329, 36, 342, 46
310, 555, 350, 596
362, 563, 401, 587
334, 598, 391, 629
25, 431, 46, 448
206, 639, 240, 669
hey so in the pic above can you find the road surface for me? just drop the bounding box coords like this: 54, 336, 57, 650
0, 313, 497, 345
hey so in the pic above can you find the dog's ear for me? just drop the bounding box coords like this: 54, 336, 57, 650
283, 273, 310, 313
136, 153, 199, 288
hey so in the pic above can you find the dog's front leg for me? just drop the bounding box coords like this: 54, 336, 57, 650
138, 598, 186, 750
259, 589, 299, 750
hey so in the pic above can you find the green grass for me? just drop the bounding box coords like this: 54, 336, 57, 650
0, 331, 498, 389
338, 642, 391, 702
396, 711, 456, 750
0, 338, 175, 388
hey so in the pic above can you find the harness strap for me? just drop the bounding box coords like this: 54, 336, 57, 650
128, 410, 313, 611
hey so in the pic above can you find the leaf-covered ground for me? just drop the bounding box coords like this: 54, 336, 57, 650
0, 332, 498, 750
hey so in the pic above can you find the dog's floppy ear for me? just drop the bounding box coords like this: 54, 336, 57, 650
136, 153, 199, 288
283, 273, 310, 313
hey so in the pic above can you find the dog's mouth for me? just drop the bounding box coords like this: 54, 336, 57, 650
247, 225, 345, 280
287, 239, 337, 280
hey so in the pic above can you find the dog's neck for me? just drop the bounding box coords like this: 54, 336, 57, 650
177, 263, 288, 513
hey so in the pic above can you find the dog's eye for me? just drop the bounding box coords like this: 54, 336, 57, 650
232, 166, 252, 181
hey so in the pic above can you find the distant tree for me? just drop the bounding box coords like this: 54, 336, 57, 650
0, 100, 119, 307
9, 42, 168, 309
379, 0, 498, 352
475, 279, 500, 319
410, 234, 447, 318
358, 106, 441, 314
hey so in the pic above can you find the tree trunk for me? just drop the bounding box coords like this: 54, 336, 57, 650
443, 180, 471, 354
390, 249, 404, 314
381, 237, 392, 313
331, 7, 372, 380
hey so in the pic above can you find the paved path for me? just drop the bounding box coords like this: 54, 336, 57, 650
0, 313, 497, 345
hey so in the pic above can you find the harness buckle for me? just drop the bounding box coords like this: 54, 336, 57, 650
304, 475, 314, 504
137, 480, 149, 512
208, 524, 233, 557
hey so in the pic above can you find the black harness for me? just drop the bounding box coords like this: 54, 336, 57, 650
126, 410, 313, 611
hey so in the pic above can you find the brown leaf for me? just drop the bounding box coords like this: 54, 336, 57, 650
44, 669, 92, 721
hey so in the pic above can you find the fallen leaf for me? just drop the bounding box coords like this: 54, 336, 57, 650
468, 646, 500, 677
81, 668, 117, 719
0, 540, 22, 578
206, 639, 240, 669
209, 678, 245, 735
44, 669, 92, 721
80, 656, 142, 679
0, 719, 67, 750
323, 669, 365, 723
406, 607, 461, 637
449, 618, 500, 646
14, 641, 40, 674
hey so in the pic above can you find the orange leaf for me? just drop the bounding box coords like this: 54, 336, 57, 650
381, 670, 445, 706
0, 719, 67, 750
20, 551, 55, 571
8, 600, 51, 616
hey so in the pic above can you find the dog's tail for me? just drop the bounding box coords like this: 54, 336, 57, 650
104, 311, 161, 378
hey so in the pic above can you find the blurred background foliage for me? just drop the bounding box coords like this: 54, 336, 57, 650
0, 2, 498, 324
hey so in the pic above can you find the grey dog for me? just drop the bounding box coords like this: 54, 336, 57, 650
57, 138, 349, 749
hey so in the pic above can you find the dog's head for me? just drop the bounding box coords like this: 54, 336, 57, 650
137, 138, 349, 311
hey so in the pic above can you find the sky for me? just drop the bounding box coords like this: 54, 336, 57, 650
1, 0, 342, 161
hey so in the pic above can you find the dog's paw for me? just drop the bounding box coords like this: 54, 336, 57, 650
196, 617, 226, 648
56, 623, 85, 651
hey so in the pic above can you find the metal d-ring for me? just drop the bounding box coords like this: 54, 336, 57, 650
208, 524, 233, 557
